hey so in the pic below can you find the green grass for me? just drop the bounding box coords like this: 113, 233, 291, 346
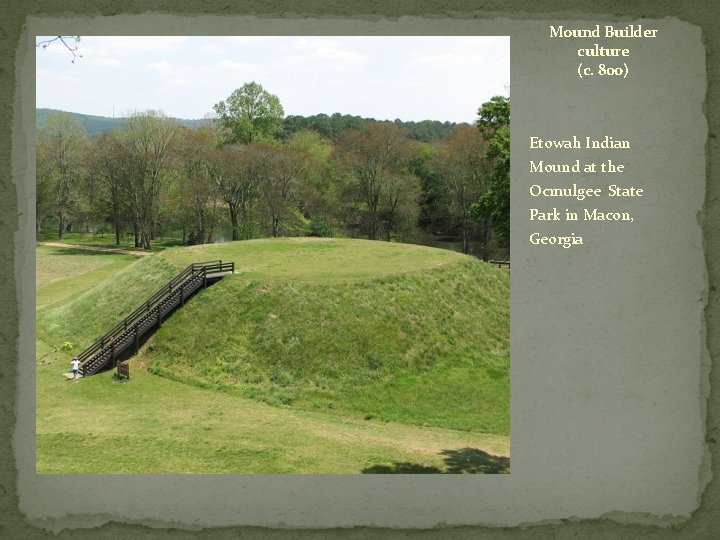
37, 253, 178, 349
160, 237, 470, 283
36, 246, 139, 309
36, 237, 510, 473
150, 257, 509, 432
36, 356, 509, 473
37, 230, 185, 252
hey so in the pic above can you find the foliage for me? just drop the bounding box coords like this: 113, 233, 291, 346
282, 113, 459, 142
118, 110, 180, 250
307, 215, 333, 237
173, 126, 225, 244
38, 108, 460, 143
36, 111, 90, 239
37, 108, 204, 135
333, 122, 420, 240
213, 82, 285, 145
432, 125, 488, 255
472, 96, 510, 241
35, 90, 509, 260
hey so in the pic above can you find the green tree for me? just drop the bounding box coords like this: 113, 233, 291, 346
412, 142, 452, 233
286, 130, 337, 234
210, 144, 260, 241
334, 122, 418, 241
36, 111, 89, 239
213, 82, 284, 145
118, 110, 180, 250
472, 96, 510, 244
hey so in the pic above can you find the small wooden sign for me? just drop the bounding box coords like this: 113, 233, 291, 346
117, 361, 130, 379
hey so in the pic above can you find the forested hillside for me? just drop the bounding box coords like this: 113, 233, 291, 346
35, 83, 509, 260
37, 108, 461, 142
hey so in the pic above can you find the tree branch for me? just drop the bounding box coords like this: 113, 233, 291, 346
37, 36, 82, 63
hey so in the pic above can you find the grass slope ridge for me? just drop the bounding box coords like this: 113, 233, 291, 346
37, 254, 178, 349
153, 238, 509, 433
39, 238, 509, 434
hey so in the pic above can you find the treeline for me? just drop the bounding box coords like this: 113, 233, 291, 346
282, 114, 459, 142
36, 82, 509, 259
37, 109, 461, 143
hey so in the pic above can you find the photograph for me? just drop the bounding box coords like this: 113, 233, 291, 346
34, 35, 510, 474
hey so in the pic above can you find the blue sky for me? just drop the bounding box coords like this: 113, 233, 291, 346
36, 36, 509, 123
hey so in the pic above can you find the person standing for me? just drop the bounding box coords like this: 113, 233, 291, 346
71, 357, 80, 379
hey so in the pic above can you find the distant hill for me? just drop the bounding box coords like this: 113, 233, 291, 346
36, 108, 463, 141
36, 108, 206, 135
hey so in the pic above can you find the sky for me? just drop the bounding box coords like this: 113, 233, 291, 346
36, 35, 509, 124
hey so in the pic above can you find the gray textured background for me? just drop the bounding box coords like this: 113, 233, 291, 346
2, 1, 718, 539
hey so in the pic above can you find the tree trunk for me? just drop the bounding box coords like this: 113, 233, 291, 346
133, 221, 140, 248
229, 205, 239, 241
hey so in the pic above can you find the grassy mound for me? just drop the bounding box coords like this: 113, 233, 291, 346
39, 238, 509, 434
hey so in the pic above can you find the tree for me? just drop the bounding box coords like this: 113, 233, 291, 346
173, 126, 224, 244
412, 142, 452, 233
211, 144, 259, 241
255, 144, 304, 237
433, 125, 488, 255
213, 82, 284, 145
472, 96, 510, 244
334, 122, 418, 241
476, 95, 510, 129
36, 112, 89, 239
89, 132, 134, 245
118, 111, 180, 250
286, 130, 336, 234
37, 36, 82, 63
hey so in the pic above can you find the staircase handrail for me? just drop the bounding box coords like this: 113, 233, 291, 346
76, 260, 231, 365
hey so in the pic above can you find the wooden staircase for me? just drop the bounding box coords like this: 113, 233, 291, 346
77, 260, 234, 377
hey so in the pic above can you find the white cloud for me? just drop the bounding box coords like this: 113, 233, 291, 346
87, 58, 123, 68
293, 38, 367, 64
93, 36, 188, 53
200, 43, 226, 54
168, 78, 191, 87
149, 61, 173, 74
216, 59, 256, 71
409, 53, 496, 69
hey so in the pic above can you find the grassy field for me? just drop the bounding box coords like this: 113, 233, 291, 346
37, 229, 185, 252
36, 238, 510, 473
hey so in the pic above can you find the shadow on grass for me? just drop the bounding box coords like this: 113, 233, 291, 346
43, 247, 135, 257
362, 447, 509, 474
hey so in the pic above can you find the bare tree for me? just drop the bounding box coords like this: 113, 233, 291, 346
256, 145, 304, 237
118, 111, 179, 250
37, 36, 82, 63
334, 122, 417, 240
433, 125, 488, 255
36, 112, 89, 239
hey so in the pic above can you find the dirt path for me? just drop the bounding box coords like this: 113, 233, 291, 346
38, 241, 150, 257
